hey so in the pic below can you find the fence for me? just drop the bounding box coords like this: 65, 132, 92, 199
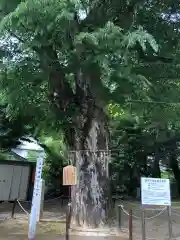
3, 197, 180, 239
117, 202, 180, 240
0, 197, 70, 239
17, 197, 71, 239
14, 196, 67, 221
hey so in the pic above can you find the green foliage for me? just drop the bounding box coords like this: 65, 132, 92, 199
0, 152, 6, 160
27, 151, 40, 162
0, 104, 33, 149
1, 0, 180, 198
41, 135, 68, 188
0, 0, 159, 122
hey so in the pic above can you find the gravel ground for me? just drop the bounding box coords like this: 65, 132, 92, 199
0, 200, 127, 240
118, 200, 180, 240
2, 200, 180, 240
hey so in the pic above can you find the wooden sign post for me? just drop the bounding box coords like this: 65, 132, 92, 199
63, 165, 77, 240
63, 165, 77, 200
63, 165, 77, 186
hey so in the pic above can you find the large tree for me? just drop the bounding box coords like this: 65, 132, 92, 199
0, 0, 179, 227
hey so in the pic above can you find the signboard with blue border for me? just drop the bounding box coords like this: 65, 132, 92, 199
141, 177, 171, 206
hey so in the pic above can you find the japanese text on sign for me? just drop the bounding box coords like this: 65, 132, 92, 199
28, 153, 44, 239
141, 177, 171, 206
63, 165, 77, 185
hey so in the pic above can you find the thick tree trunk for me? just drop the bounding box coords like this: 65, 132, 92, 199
152, 148, 161, 178
44, 57, 110, 226
70, 108, 110, 227
128, 165, 139, 197
170, 147, 180, 195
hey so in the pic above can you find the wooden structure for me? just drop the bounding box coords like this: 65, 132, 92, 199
63, 165, 77, 186
0, 159, 35, 201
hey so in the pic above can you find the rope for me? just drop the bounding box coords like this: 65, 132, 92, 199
57, 214, 66, 219
119, 200, 180, 211
17, 199, 65, 219
120, 205, 140, 219
145, 208, 167, 220
17, 199, 30, 216
119, 205, 167, 220
118, 200, 163, 210
18, 195, 66, 204
18, 199, 31, 203
44, 196, 64, 202
124, 201, 140, 207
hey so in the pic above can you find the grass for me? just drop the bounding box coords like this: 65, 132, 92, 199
0, 218, 66, 236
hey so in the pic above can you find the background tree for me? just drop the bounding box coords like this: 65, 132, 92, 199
0, 0, 160, 226
1, 0, 180, 227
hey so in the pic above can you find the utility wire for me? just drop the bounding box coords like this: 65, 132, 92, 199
127, 99, 180, 105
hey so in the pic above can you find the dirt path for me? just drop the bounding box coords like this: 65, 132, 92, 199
0, 236, 127, 240
0, 216, 128, 240
0, 216, 66, 239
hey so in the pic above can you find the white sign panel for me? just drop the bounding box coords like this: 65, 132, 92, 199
28, 153, 44, 239
141, 177, 171, 206
36, 179, 43, 222
28, 205, 37, 240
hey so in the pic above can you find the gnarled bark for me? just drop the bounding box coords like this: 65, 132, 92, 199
169, 144, 180, 195
39, 48, 110, 227
152, 147, 161, 178
69, 108, 110, 227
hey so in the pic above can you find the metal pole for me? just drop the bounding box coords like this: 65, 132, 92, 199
129, 208, 133, 240
141, 208, 146, 240
167, 206, 173, 240
11, 199, 17, 218
117, 205, 122, 230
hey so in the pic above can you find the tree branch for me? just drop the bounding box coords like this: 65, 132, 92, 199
8, 31, 26, 43
8, 28, 75, 116
35, 45, 75, 113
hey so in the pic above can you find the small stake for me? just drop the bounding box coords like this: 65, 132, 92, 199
66, 203, 72, 240
129, 208, 133, 240
11, 199, 17, 218
167, 206, 173, 240
117, 205, 122, 230
141, 208, 146, 240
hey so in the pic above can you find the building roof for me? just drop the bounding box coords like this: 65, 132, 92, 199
0, 150, 27, 162
16, 137, 44, 151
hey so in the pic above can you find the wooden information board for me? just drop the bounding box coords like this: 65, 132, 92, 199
63, 165, 77, 186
